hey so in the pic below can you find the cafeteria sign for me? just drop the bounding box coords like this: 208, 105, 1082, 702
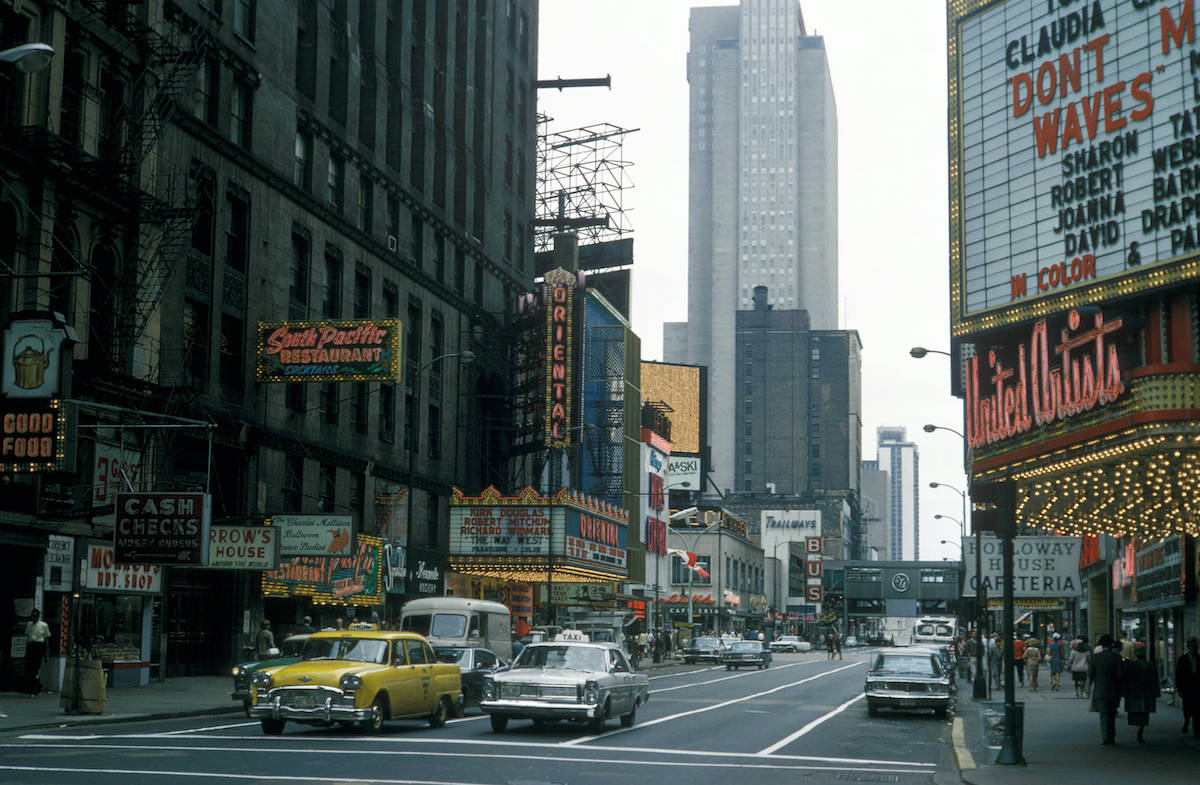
257, 319, 401, 383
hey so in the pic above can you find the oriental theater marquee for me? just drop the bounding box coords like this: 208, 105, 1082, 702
949, 0, 1200, 541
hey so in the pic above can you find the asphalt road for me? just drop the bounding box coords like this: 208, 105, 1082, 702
0, 648, 959, 785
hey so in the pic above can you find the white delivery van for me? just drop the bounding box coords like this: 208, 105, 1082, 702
399, 597, 512, 660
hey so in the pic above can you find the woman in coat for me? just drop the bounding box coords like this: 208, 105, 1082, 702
1068, 639, 1091, 698
1046, 633, 1067, 691
1023, 637, 1043, 691
1122, 647, 1160, 743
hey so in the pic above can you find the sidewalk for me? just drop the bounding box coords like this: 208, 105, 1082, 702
0, 675, 236, 732
955, 680, 1200, 785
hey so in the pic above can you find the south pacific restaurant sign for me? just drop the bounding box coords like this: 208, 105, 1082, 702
256, 319, 401, 382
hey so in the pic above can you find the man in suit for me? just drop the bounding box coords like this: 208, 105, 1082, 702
1176, 638, 1200, 738
1090, 634, 1124, 745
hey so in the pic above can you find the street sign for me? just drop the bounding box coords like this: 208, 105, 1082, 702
114, 492, 211, 565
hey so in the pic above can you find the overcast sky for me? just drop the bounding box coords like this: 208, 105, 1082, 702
538, 0, 967, 562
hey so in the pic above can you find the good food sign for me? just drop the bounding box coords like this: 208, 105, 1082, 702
257, 319, 401, 382
951, 0, 1200, 335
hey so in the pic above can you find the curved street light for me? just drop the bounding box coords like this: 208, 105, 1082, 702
909, 346, 953, 359
0, 43, 55, 73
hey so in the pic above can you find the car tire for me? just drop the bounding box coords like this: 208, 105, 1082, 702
758, 663, 764, 670
429, 696, 450, 728
261, 718, 285, 735
867, 702, 879, 717
242, 698, 251, 717
620, 700, 638, 728
490, 715, 509, 733
726, 664, 732, 671
364, 695, 387, 733
934, 706, 947, 719
589, 702, 608, 733
686, 658, 694, 665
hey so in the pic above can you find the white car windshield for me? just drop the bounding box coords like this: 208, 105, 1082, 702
301, 637, 389, 664
514, 645, 606, 672
731, 642, 761, 652
871, 654, 941, 676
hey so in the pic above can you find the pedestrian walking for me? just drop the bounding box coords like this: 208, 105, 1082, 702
1023, 637, 1043, 691
1012, 635, 1027, 686
1176, 638, 1200, 739
1090, 634, 1124, 746
1047, 632, 1067, 691
827, 632, 837, 660
1122, 647, 1160, 743
965, 632, 979, 681
1068, 639, 1091, 698
23, 609, 51, 697
255, 619, 276, 658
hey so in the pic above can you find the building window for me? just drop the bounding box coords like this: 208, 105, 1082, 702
230, 81, 252, 147
407, 299, 423, 382
353, 265, 371, 318
318, 462, 336, 512
349, 471, 365, 526
354, 383, 369, 435
183, 299, 210, 384
225, 189, 249, 272
321, 382, 339, 425
425, 492, 439, 547
191, 167, 215, 255
294, 130, 312, 190
322, 252, 343, 318
289, 230, 310, 319
233, 0, 256, 40
404, 393, 417, 451
672, 554, 710, 585
283, 454, 304, 513
811, 444, 820, 459
379, 384, 396, 441
358, 174, 373, 233
383, 280, 398, 318
327, 155, 344, 213
811, 366, 821, 379
286, 384, 306, 416
194, 59, 219, 126
427, 404, 441, 458
219, 314, 244, 392
811, 462, 822, 477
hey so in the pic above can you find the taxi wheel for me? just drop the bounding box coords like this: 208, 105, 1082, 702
261, 718, 285, 735
490, 715, 509, 733
429, 697, 450, 728
365, 696, 386, 733
589, 702, 608, 733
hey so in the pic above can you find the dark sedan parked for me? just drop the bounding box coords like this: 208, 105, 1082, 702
720, 641, 772, 670
682, 636, 726, 664
434, 645, 507, 713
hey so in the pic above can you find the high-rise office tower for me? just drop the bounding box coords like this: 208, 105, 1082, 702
664, 0, 838, 491
876, 427, 920, 561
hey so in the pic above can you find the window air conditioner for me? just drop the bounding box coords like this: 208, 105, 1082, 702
386, 234, 398, 252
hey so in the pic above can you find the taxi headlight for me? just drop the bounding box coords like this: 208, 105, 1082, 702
252, 671, 274, 687
232, 666, 242, 677
340, 673, 364, 690
482, 677, 495, 701
583, 680, 599, 704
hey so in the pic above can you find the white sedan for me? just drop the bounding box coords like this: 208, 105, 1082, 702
770, 636, 811, 653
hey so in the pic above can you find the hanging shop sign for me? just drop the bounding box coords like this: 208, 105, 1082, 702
44, 534, 74, 592
510, 583, 534, 617
1131, 536, 1188, 609
550, 583, 616, 605
82, 543, 162, 594
642, 440, 670, 555
203, 526, 279, 570
256, 319, 401, 383
382, 541, 406, 593
114, 492, 211, 566
92, 443, 141, 509
405, 545, 444, 596
964, 535, 1082, 598
965, 308, 1128, 449
950, 0, 1200, 336
263, 535, 382, 605
543, 269, 575, 448
449, 505, 552, 556
667, 454, 701, 491
0, 398, 67, 473
270, 514, 355, 557
2, 316, 74, 398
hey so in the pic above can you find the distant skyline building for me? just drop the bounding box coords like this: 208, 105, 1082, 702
860, 460, 890, 561
663, 0, 839, 492
876, 427, 919, 561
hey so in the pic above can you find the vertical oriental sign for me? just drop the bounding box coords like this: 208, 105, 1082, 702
543, 269, 575, 448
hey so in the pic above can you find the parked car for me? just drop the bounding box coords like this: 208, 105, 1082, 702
682, 636, 726, 664
481, 640, 649, 733
231, 634, 310, 712
720, 640, 772, 670
844, 636, 861, 647
863, 649, 953, 718
248, 630, 462, 735
909, 643, 957, 684
434, 645, 508, 712
770, 635, 805, 653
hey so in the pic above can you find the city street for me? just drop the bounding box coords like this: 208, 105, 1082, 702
0, 650, 954, 785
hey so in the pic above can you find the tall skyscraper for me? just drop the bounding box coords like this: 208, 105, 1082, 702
876, 427, 920, 561
664, 0, 838, 491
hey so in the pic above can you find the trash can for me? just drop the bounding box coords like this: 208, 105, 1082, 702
979, 700, 1023, 762
59, 658, 107, 715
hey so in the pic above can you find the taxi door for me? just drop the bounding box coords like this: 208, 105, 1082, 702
387, 640, 424, 717
405, 638, 436, 713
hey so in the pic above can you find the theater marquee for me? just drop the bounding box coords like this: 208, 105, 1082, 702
950, 0, 1200, 336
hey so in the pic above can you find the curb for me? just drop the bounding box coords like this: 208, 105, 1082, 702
3, 705, 237, 733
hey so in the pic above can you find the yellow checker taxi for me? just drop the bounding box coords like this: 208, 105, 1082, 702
249, 630, 462, 734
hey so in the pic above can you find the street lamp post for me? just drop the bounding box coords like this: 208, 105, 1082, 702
0, 43, 55, 73
649, 481, 692, 631
667, 507, 717, 633
930, 476, 987, 700
404, 350, 474, 596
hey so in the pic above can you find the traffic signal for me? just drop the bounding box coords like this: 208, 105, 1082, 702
970, 478, 1016, 538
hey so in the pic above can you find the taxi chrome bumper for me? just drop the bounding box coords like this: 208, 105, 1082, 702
248, 686, 370, 723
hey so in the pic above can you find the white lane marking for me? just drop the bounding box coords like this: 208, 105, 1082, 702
561, 661, 863, 745
158, 720, 259, 735
757, 693, 866, 755
0, 766, 487, 785
650, 661, 804, 693
9, 740, 937, 769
